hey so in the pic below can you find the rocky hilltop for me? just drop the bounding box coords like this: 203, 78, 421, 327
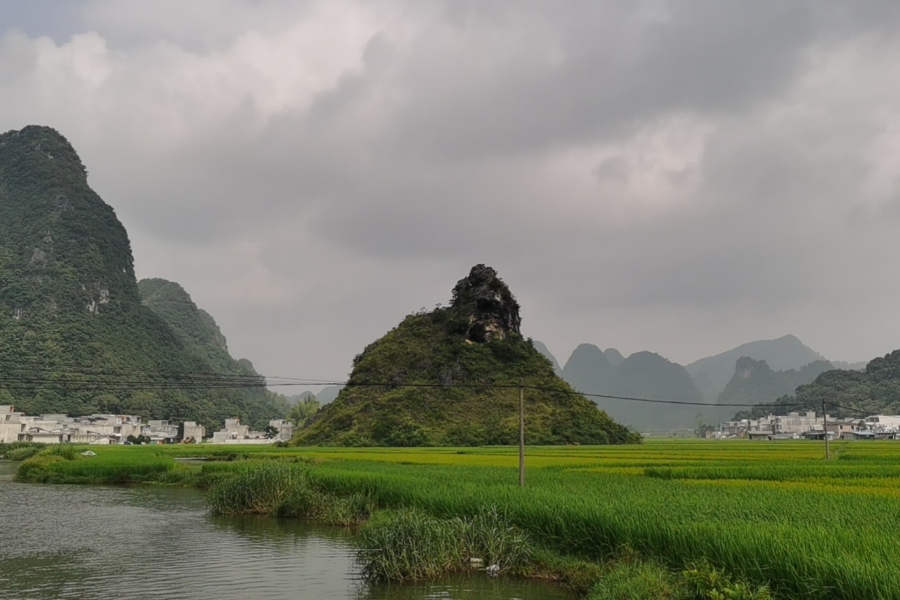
0, 126, 284, 428
295, 265, 639, 446
448, 264, 522, 342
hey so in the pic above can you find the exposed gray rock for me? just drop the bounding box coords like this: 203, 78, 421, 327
450, 264, 521, 343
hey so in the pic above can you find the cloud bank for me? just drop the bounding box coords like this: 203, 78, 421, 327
3, 0, 900, 378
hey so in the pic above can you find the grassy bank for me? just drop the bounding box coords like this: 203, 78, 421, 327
0, 441, 45, 461
15, 440, 900, 599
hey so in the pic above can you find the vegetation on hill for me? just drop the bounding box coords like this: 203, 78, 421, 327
561, 344, 706, 431
294, 266, 639, 447
0, 126, 284, 429
737, 350, 900, 419
532, 340, 562, 375
717, 357, 833, 408
137, 278, 289, 427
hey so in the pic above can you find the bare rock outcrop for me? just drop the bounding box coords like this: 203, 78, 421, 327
450, 264, 521, 343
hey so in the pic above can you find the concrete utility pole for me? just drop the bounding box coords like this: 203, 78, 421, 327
822, 400, 830, 461
519, 382, 525, 487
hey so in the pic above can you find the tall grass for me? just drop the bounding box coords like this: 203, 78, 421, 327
1, 443, 44, 461
308, 460, 900, 599
205, 462, 372, 525
17, 440, 900, 598
16, 447, 175, 483
356, 506, 532, 581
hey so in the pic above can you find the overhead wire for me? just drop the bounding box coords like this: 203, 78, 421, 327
0, 360, 826, 409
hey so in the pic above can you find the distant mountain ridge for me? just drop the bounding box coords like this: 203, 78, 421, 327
685, 335, 825, 402
717, 357, 834, 408
536, 334, 864, 431
553, 343, 706, 431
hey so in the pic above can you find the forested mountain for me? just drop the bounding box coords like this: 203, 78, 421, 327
137, 278, 288, 425
717, 357, 833, 407
738, 350, 900, 420
686, 335, 825, 402
0, 125, 285, 428
295, 265, 639, 447
561, 344, 707, 431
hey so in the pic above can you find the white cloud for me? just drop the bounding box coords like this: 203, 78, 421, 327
4, 1, 900, 378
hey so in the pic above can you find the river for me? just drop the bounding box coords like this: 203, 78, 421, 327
0, 461, 570, 600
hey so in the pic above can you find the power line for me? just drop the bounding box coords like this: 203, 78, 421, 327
0, 361, 822, 409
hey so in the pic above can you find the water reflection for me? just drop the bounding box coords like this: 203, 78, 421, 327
0, 478, 569, 600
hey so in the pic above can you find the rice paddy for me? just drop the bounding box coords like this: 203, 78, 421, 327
14, 439, 900, 599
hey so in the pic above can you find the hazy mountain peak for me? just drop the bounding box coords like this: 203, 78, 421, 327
686, 335, 824, 402
604, 348, 625, 366
532, 340, 562, 374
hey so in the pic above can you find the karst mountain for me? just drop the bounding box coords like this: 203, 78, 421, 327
0, 125, 285, 428
294, 265, 639, 446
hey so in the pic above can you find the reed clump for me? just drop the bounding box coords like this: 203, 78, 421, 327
356, 506, 532, 581
2, 443, 44, 461
205, 462, 373, 525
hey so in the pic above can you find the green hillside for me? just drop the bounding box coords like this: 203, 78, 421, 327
0, 125, 283, 428
295, 265, 639, 447
739, 350, 900, 419
137, 278, 288, 427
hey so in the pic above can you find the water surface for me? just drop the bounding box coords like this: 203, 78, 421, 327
0, 468, 570, 600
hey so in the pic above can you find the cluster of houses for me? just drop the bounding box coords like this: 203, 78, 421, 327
711, 411, 900, 440
0, 405, 293, 445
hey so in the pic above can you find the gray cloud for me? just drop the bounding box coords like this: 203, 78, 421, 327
3, 0, 900, 379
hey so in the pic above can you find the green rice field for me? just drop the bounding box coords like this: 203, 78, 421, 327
14, 439, 900, 599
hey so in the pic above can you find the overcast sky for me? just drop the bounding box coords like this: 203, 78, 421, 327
3, 0, 900, 381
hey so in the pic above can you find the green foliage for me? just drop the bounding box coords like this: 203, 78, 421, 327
296, 310, 639, 446
288, 396, 320, 426
356, 506, 533, 581
15, 445, 174, 483
588, 559, 684, 600
0, 127, 285, 430
205, 461, 373, 524
27, 441, 900, 597
2, 444, 44, 461
206, 462, 322, 516
682, 560, 773, 600
738, 349, 900, 420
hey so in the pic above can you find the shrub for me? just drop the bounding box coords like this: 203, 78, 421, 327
3, 445, 44, 461
589, 560, 684, 600
682, 560, 773, 600
356, 506, 532, 581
